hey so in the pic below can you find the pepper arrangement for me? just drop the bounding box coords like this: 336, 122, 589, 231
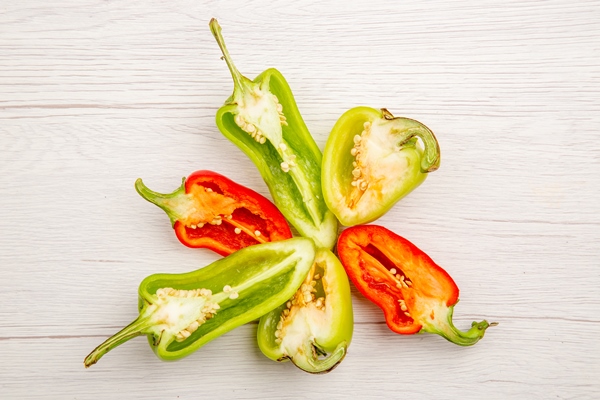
84, 19, 494, 373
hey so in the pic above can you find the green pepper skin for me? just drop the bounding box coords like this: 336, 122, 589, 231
257, 249, 353, 374
210, 19, 338, 250
322, 107, 440, 226
84, 238, 316, 367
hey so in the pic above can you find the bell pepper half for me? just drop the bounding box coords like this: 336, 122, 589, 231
337, 225, 494, 345
257, 249, 353, 374
84, 237, 316, 367
322, 107, 440, 226
135, 170, 292, 256
209, 19, 338, 250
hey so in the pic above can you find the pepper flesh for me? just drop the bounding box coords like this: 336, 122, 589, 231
257, 249, 353, 373
209, 19, 338, 250
322, 107, 440, 226
135, 170, 292, 256
84, 237, 316, 367
337, 225, 493, 345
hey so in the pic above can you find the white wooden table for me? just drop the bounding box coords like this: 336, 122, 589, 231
2, 1, 599, 398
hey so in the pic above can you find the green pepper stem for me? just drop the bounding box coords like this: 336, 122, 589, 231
134, 177, 186, 226
84, 316, 150, 368
422, 305, 495, 346
405, 127, 440, 173
382, 108, 441, 173
291, 340, 347, 374
209, 19, 250, 96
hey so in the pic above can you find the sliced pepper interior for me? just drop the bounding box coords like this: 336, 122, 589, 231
209, 18, 338, 250
322, 107, 440, 226
84, 237, 316, 367
337, 225, 494, 345
135, 170, 292, 256
257, 249, 353, 373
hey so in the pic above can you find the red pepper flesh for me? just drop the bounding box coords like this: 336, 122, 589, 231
136, 170, 293, 256
337, 225, 494, 345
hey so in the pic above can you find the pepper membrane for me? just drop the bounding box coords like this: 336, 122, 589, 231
84, 237, 316, 367
135, 170, 292, 256
337, 225, 494, 345
322, 107, 440, 226
209, 19, 337, 250
257, 249, 353, 373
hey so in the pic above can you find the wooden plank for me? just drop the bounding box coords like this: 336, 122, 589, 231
1, 0, 599, 398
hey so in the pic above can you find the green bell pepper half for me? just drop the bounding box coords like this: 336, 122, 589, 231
209, 19, 338, 250
322, 107, 440, 226
84, 237, 315, 367
257, 249, 353, 374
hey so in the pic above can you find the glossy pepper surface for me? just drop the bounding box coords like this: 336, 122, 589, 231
209, 19, 337, 249
135, 170, 292, 256
322, 107, 440, 226
257, 249, 353, 373
337, 225, 493, 345
84, 237, 316, 367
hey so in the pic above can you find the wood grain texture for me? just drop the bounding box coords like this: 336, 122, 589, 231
1, 0, 599, 398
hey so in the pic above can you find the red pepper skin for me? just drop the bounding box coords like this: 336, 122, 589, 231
337, 225, 493, 346
136, 170, 292, 257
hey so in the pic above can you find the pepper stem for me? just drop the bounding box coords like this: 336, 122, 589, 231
422, 305, 496, 346
84, 316, 150, 368
382, 108, 441, 173
291, 340, 347, 374
209, 18, 250, 96
135, 177, 186, 226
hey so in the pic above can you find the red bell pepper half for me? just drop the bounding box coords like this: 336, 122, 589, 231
337, 225, 495, 345
135, 170, 292, 256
